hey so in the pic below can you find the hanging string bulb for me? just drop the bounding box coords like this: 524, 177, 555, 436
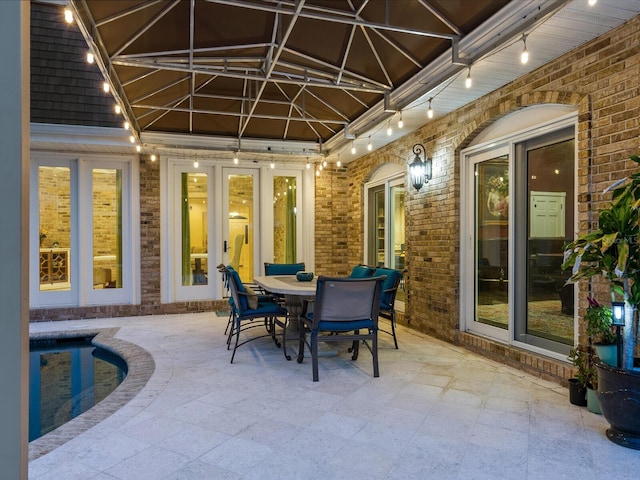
86, 52, 94, 64
64, 8, 74, 24
322, 159, 327, 167
520, 34, 529, 64
102, 82, 110, 93
150, 154, 157, 162
123, 121, 130, 130
270, 161, 275, 169
233, 152, 239, 164
386, 121, 392, 136
114, 105, 121, 114
135, 145, 141, 153
465, 67, 472, 88
588, 0, 597, 5
351, 141, 356, 155
427, 98, 434, 119
336, 154, 342, 167
193, 159, 199, 168
306, 157, 311, 169
398, 111, 404, 129
367, 136, 373, 151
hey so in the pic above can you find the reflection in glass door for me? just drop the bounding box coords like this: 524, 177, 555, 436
224, 170, 257, 283
474, 154, 510, 332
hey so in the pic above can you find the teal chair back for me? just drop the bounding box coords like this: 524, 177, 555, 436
349, 264, 376, 278
264, 262, 305, 275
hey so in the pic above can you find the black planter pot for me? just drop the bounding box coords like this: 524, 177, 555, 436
596, 362, 640, 449
568, 378, 587, 406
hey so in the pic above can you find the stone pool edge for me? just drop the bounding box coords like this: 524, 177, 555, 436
28, 328, 155, 461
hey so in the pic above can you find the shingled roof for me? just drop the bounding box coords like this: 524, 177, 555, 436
31, 1, 121, 128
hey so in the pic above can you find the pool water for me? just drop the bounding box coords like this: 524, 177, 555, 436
29, 337, 127, 442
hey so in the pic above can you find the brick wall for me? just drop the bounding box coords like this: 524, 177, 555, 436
315, 15, 640, 383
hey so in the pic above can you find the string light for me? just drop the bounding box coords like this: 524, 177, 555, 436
386, 121, 392, 136
520, 34, 529, 64
114, 105, 121, 114
233, 152, 239, 164
64, 8, 73, 24
306, 158, 311, 169
351, 141, 356, 155
193, 159, 199, 168
367, 136, 372, 151
129, 135, 135, 143
427, 98, 434, 119
150, 154, 157, 162
135, 145, 141, 153
318, 164, 323, 171
86, 52, 94, 64
398, 111, 404, 129
336, 155, 342, 167
124, 121, 130, 130
315, 169, 320, 177
465, 67, 472, 88
270, 161, 275, 169
588, 0, 597, 5
322, 160, 327, 167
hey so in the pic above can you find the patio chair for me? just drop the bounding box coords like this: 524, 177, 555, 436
297, 275, 385, 381
264, 262, 305, 275
349, 264, 376, 278
372, 267, 403, 349
226, 268, 288, 363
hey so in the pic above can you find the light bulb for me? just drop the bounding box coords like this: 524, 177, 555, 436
465, 68, 472, 88
115, 105, 121, 114
233, 152, 239, 164
270, 162, 275, 169
351, 142, 356, 155
367, 137, 372, 151
323, 160, 327, 167
102, 82, 110, 93
129, 135, 135, 143
398, 112, 404, 129
319, 165, 323, 171
86, 52, 94, 64
64, 9, 73, 24
588, 0, 597, 5
427, 99, 434, 119
124, 121, 130, 130
193, 160, 199, 168
306, 162, 311, 169
386, 122, 392, 136
520, 35, 529, 64
150, 154, 157, 162
136, 145, 141, 153
336, 159, 342, 167
315, 169, 320, 177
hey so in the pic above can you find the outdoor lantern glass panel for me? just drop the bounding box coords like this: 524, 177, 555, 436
612, 301, 625, 326
409, 144, 432, 191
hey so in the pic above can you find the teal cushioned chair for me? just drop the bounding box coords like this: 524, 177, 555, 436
227, 268, 288, 363
264, 262, 305, 275
349, 264, 376, 278
297, 275, 385, 381
372, 267, 403, 349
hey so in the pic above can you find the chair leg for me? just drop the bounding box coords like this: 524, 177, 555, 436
230, 317, 241, 363
296, 319, 306, 364
372, 331, 379, 377
390, 311, 398, 349
281, 315, 291, 361
311, 331, 319, 382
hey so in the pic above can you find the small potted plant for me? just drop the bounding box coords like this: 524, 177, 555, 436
567, 346, 592, 407
584, 296, 617, 366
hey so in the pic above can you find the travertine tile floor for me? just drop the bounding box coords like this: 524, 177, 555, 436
28, 312, 640, 479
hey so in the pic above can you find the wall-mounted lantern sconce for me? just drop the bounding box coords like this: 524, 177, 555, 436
409, 143, 432, 191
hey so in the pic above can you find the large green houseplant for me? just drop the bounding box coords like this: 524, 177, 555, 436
562, 154, 640, 449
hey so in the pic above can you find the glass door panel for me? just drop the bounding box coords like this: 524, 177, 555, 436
273, 176, 297, 263
92, 168, 122, 289
367, 185, 385, 266
224, 170, 257, 283
181, 172, 209, 286
38, 166, 71, 292
390, 183, 405, 304
474, 155, 509, 330
520, 137, 575, 348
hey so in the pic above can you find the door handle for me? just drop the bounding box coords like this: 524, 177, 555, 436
224, 240, 227, 253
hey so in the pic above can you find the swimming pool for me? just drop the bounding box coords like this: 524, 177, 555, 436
29, 336, 127, 442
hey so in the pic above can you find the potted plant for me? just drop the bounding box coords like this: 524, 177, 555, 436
584, 296, 617, 367
562, 154, 640, 449
567, 346, 591, 407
